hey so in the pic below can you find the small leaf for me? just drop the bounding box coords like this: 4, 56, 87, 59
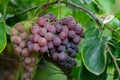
81, 37, 109, 75
103, 15, 114, 24
0, 23, 7, 54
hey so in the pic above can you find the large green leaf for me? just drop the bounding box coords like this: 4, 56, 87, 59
81, 37, 109, 75
0, 23, 7, 54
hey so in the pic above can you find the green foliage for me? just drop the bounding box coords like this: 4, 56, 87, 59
0, 23, 7, 54
0, 0, 120, 80
81, 37, 109, 75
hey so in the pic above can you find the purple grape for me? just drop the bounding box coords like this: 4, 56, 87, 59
15, 23, 24, 32
66, 43, 71, 49
27, 41, 33, 47
12, 36, 22, 44
53, 36, 61, 46
62, 39, 68, 45
67, 48, 73, 55
21, 48, 30, 57
48, 26, 56, 33
68, 30, 76, 39
10, 28, 18, 36
52, 52, 58, 60
61, 26, 69, 34
70, 42, 76, 48
20, 32, 28, 39
44, 22, 51, 30
38, 17, 46, 26
31, 34, 40, 43
31, 25, 40, 34
45, 32, 54, 41
72, 35, 81, 44
68, 21, 76, 30
38, 28, 47, 36
50, 47, 56, 53
31, 43, 40, 52
74, 47, 79, 52
67, 16, 74, 21
58, 51, 67, 61
57, 45, 65, 52
47, 41, 54, 49
62, 17, 69, 25
38, 37, 47, 47
40, 46, 48, 53
75, 24, 83, 35
70, 60, 77, 66
59, 31, 67, 40
54, 23, 62, 33
70, 50, 77, 58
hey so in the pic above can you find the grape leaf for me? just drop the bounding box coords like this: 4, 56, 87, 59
0, 23, 7, 54
81, 37, 109, 75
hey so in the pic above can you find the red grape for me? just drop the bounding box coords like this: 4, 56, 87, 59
38, 28, 47, 36
38, 37, 47, 47
38, 17, 46, 26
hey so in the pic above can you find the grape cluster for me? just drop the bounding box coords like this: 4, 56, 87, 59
10, 23, 36, 80
29, 13, 84, 67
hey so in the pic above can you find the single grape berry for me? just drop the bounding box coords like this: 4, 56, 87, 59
20, 32, 28, 39
31, 43, 40, 52
38, 37, 47, 47
54, 23, 62, 33
48, 26, 56, 33
45, 32, 54, 41
38, 17, 46, 26
68, 30, 76, 39
68, 21, 76, 30
31, 34, 40, 43
31, 25, 40, 34
38, 28, 47, 36
75, 24, 83, 35
47, 41, 54, 49
40, 46, 48, 53
72, 35, 81, 44
21, 48, 30, 57
70, 50, 77, 58
62, 17, 69, 25
10, 28, 18, 36
58, 51, 67, 61
59, 31, 67, 40
12, 36, 22, 44
15, 23, 24, 32
44, 22, 51, 30
61, 26, 69, 34
57, 45, 65, 52
52, 52, 58, 60
53, 36, 61, 46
